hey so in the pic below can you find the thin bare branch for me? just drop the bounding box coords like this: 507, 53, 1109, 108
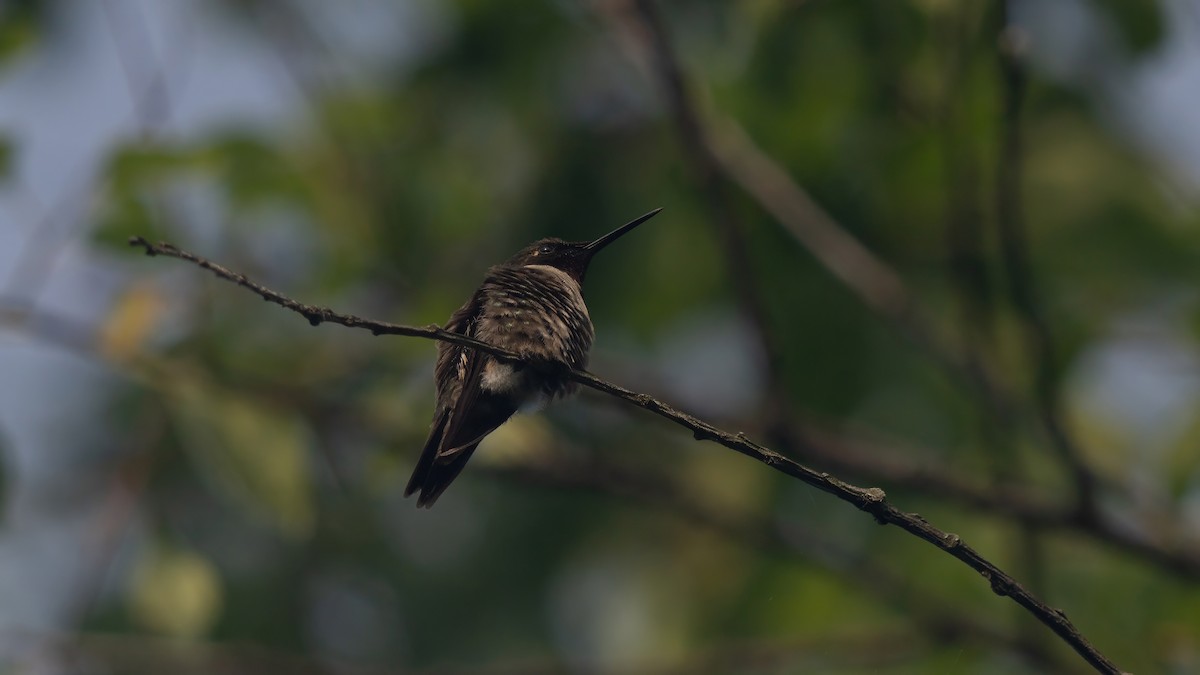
714, 119, 916, 324
9, 288, 1194, 582
709, 119, 1025, 416
126, 237, 517, 363
128, 236, 1123, 674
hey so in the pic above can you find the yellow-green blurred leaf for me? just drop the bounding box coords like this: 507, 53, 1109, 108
129, 544, 222, 638
1162, 413, 1200, 500
680, 450, 769, 514
93, 145, 196, 248
100, 284, 167, 363
475, 415, 557, 466
169, 377, 316, 538
204, 134, 309, 210
94, 193, 161, 249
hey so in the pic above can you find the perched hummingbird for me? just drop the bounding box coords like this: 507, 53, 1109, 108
405, 208, 662, 508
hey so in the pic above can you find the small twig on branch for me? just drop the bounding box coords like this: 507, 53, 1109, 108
128, 236, 1123, 674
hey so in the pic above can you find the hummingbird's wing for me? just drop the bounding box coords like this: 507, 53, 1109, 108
436, 343, 493, 458
403, 406, 450, 503
405, 289, 516, 507
404, 291, 482, 501
406, 354, 515, 508
406, 405, 495, 508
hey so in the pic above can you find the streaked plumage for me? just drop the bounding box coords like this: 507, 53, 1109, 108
405, 209, 661, 508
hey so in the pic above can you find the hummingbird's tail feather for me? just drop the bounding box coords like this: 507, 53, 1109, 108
405, 393, 518, 508
414, 442, 483, 508
405, 407, 450, 498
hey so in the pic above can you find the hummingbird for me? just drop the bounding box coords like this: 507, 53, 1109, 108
404, 208, 663, 508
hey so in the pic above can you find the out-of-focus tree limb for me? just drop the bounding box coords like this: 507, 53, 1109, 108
993, 2, 1098, 514
127, 237, 1123, 674
607, 0, 793, 428
601, 0, 1106, 524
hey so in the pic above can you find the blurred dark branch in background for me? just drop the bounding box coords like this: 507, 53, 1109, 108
0, 296, 99, 354
708, 119, 1035, 449
936, 3, 1048, 641
62, 426, 162, 629
611, 0, 794, 427
937, 5, 1006, 478
601, 0, 1112, 522
1, 0, 178, 306
100, 0, 173, 134
711, 121, 914, 323
994, 3, 1099, 516
126, 237, 1121, 674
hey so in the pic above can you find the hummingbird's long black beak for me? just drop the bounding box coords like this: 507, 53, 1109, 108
583, 208, 662, 254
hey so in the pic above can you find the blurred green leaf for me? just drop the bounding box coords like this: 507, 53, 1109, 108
94, 190, 162, 249
0, 136, 12, 181
94, 137, 311, 250
93, 144, 196, 248
99, 283, 168, 363
1162, 414, 1200, 501
205, 134, 310, 210
129, 543, 223, 638
1093, 0, 1164, 54
168, 375, 316, 539
0, 7, 37, 63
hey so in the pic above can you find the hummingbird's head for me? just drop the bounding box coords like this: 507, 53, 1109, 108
505, 208, 662, 283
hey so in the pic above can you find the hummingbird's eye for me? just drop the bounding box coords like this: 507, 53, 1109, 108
538, 244, 553, 254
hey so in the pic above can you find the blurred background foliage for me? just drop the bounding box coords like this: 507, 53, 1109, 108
1, 0, 1199, 673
